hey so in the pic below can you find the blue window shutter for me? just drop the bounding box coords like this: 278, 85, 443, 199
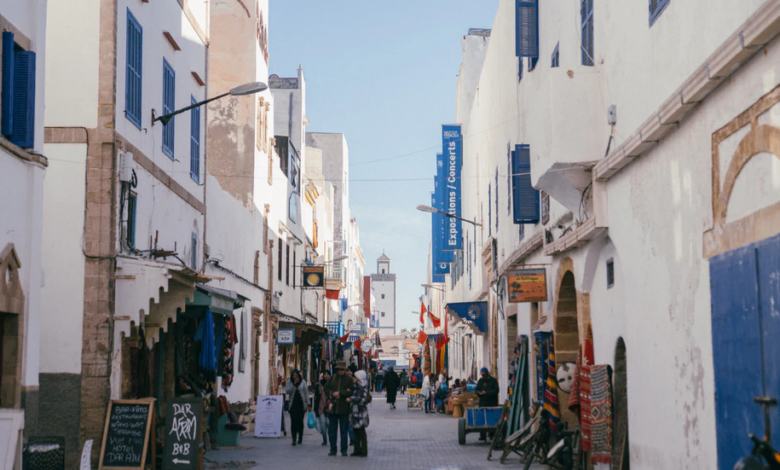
190, 96, 200, 183
12, 50, 35, 148
515, 0, 539, 58
162, 59, 175, 158
125, 9, 143, 128
518, 57, 523, 81
649, 0, 670, 26
1, 32, 15, 138
513, 144, 540, 224
581, 0, 594, 66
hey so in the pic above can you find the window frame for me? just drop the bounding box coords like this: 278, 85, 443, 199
190, 95, 200, 183
125, 9, 143, 129
551, 42, 560, 68
649, 0, 670, 27
580, 0, 594, 66
162, 58, 175, 159
127, 192, 137, 248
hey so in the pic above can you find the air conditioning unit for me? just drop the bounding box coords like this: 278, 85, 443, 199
119, 151, 134, 182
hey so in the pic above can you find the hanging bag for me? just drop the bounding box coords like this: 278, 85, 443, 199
307, 411, 317, 429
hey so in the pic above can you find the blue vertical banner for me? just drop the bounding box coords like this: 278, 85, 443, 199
442, 125, 463, 251
433, 153, 452, 279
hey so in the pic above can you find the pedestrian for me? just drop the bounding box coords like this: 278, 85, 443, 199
348, 370, 370, 457
438, 368, 449, 387
399, 370, 408, 394
285, 369, 308, 446
412, 367, 423, 389
348, 359, 358, 375
384, 365, 399, 409
313, 370, 331, 446
421, 372, 433, 414
475, 367, 499, 441
370, 367, 377, 392
325, 362, 353, 456
376, 366, 385, 392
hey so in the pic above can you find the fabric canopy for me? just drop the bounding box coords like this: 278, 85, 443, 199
446, 301, 488, 334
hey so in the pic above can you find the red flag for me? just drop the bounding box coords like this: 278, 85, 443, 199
339, 332, 350, 343
430, 313, 441, 329
420, 302, 427, 325
326, 289, 340, 300
417, 330, 428, 345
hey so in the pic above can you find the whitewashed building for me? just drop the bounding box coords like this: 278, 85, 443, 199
0, 0, 47, 466
371, 254, 397, 334
438, 1, 780, 468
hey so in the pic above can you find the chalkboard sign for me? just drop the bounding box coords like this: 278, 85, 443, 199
99, 399, 156, 470
162, 398, 202, 470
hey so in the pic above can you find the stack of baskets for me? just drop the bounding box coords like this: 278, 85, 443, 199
450, 392, 478, 418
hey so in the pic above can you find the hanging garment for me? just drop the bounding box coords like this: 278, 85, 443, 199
543, 335, 562, 431
580, 324, 595, 452
238, 309, 246, 373
589, 365, 613, 464
194, 310, 217, 380
221, 316, 236, 391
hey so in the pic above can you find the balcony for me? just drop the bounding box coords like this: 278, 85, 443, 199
355, 322, 367, 336
324, 321, 344, 338
525, 66, 610, 214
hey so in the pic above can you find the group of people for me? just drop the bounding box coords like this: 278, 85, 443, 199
285, 362, 371, 457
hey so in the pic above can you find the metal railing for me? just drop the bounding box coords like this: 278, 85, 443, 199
324, 321, 344, 338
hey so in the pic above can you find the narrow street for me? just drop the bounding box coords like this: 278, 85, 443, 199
205, 393, 544, 470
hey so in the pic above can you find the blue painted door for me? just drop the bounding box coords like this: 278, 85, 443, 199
710, 232, 780, 469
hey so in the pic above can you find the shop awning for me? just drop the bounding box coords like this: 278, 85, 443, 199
186, 284, 249, 316
446, 301, 488, 334
279, 321, 328, 347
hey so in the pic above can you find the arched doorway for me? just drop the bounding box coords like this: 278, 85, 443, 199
613, 337, 630, 469
554, 270, 580, 427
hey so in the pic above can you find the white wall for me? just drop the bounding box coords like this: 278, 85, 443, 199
39, 144, 87, 374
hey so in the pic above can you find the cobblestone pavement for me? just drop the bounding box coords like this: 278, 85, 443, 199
204, 393, 546, 470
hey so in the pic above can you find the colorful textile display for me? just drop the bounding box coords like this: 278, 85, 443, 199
580, 324, 595, 452
543, 335, 562, 431
589, 365, 613, 464
194, 310, 217, 380
568, 346, 582, 414
221, 315, 237, 391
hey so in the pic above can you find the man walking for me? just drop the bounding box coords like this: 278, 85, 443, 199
475, 367, 499, 441
325, 362, 353, 456
384, 366, 400, 409
376, 366, 385, 393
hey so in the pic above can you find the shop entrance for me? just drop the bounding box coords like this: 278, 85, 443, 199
554, 271, 580, 427
710, 232, 780, 469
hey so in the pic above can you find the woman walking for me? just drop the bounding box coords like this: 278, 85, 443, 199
384, 366, 400, 409
285, 369, 308, 446
313, 370, 331, 446
349, 370, 370, 457
399, 370, 408, 394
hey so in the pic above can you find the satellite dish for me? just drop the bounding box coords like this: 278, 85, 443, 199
361, 339, 373, 352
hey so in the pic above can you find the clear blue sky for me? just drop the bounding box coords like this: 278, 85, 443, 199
269, 0, 499, 332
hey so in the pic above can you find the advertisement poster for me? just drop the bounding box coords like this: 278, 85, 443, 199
254, 395, 283, 438
507, 268, 548, 303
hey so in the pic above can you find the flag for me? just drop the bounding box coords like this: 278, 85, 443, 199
326, 289, 340, 300
420, 302, 427, 325
341, 298, 348, 311
430, 313, 441, 329
339, 332, 350, 343
417, 330, 428, 345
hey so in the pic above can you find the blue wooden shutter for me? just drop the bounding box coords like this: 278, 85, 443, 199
190, 96, 200, 182
515, 0, 539, 58
518, 58, 523, 81
162, 59, 175, 158
125, 9, 143, 128
581, 0, 594, 66
513, 144, 539, 224
12, 50, 35, 148
649, 0, 670, 26
2, 32, 15, 139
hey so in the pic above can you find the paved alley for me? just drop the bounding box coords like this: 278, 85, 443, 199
204, 393, 545, 470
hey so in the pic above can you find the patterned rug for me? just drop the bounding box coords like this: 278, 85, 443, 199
589, 364, 613, 465
543, 335, 562, 431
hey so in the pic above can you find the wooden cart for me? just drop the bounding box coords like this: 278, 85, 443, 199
458, 407, 503, 445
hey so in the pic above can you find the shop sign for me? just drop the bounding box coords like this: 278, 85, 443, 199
163, 398, 202, 470
507, 267, 548, 303
302, 266, 324, 288
277, 328, 295, 345
255, 395, 284, 438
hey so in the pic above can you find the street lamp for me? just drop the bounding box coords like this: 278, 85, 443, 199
152, 81, 268, 126
416, 204, 482, 227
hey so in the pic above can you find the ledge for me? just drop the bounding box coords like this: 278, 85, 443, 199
0, 135, 47, 167
594, 0, 780, 181
497, 230, 544, 276
543, 217, 607, 256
